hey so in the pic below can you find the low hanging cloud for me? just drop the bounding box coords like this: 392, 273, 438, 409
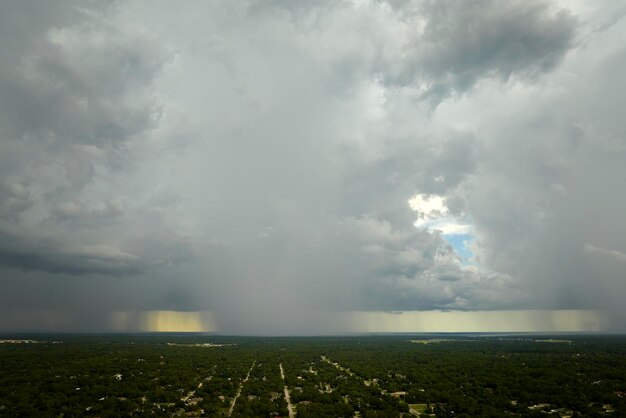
0, 0, 625, 333
583, 244, 626, 264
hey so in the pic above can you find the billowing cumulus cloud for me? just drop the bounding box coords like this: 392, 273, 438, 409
0, 0, 624, 334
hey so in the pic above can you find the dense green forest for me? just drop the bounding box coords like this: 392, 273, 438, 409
1, 334, 625, 417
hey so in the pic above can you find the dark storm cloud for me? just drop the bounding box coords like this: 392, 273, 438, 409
1, 0, 625, 333
398, 0, 578, 100
0, 227, 146, 275
1, 25, 163, 146
0, 2, 174, 277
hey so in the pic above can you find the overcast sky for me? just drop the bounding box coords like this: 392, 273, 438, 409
1, 0, 625, 334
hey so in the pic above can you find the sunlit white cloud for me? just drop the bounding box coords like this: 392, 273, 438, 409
409, 193, 472, 235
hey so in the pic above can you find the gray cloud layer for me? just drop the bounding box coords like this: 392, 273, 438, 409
1, 0, 624, 333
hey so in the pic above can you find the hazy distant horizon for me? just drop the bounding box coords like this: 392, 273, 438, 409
0, 309, 610, 335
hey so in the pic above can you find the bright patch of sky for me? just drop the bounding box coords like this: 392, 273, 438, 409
445, 234, 474, 262
409, 193, 474, 261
